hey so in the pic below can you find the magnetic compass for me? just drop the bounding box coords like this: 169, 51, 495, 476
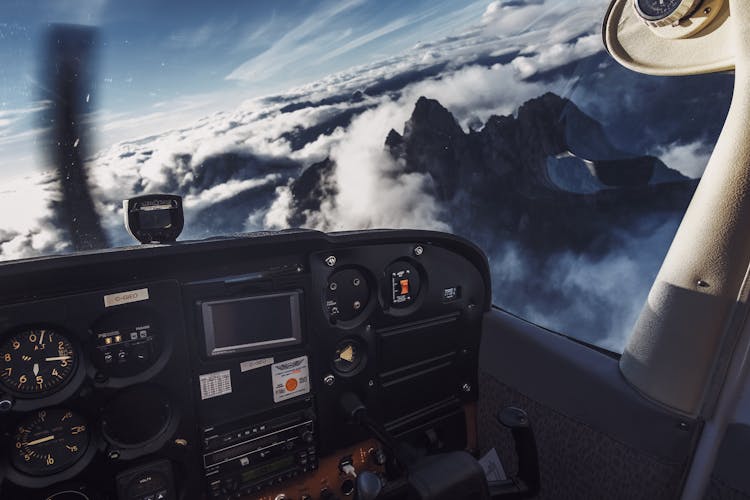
634, 0, 703, 26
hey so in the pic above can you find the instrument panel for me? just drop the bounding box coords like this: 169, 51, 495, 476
0, 229, 490, 500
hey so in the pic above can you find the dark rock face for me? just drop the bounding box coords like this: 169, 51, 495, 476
389, 93, 686, 200
286, 92, 695, 257
288, 158, 337, 228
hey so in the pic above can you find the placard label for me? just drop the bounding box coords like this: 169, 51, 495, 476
199, 370, 232, 400
104, 288, 149, 307
240, 357, 275, 372
271, 356, 309, 403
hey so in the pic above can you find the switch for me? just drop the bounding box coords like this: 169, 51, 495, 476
399, 279, 410, 295
133, 344, 149, 363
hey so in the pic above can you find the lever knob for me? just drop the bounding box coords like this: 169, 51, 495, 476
356, 471, 382, 500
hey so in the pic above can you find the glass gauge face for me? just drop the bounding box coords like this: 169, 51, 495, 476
635, 0, 685, 20
0, 329, 78, 397
12, 409, 90, 476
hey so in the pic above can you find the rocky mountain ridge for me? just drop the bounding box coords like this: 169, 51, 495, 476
287, 92, 696, 253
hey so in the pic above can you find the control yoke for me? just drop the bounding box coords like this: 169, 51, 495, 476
340, 393, 540, 500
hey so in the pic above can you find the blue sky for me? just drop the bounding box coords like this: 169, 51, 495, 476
0, 0, 487, 174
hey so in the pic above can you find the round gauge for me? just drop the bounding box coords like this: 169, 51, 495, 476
333, 340, 365, 375
634, 0, 700, 23
11, 409, 90, 476
0, 329, 78, 397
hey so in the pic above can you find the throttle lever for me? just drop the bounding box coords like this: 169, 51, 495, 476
488, 407, 540, 499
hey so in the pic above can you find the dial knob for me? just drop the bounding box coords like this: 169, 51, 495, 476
301, 429, 314, 443
633, 0, 703, 27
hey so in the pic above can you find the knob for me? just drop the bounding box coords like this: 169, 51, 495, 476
356, 471, 383, 500
301, 429, 314, 443
369, 448, 386, 466
0, 398, 13, 412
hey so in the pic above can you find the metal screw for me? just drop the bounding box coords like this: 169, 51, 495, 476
414, 245, 424, 256
324, 374, 335, 386
697, 280, 710, 288
296, 265, 304, 273
108, 450, 121, 460
353, 278, 361, 287
678, 421, 689, 431
174, 438, 188, 446
353, 300, 361, 310
0, 399, 12, 412
704, 7, 711, 14
365, 324, 372, 332
329, 282, 338, 291
368, 380, 375, 387
325, 255, 337, 267
461, 383, 472, 393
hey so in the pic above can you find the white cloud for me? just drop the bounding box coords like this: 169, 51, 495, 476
482, 0, 604, 40
0, 172, 68, 261
512, 33, 602, 78
226, 0, 367, 82
165, 19, 239, 50
653, 140, 711, 179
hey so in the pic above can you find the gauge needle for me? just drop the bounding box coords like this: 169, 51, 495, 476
44, 356, 71, 362
26, 435, 55, 446
33, 363, 39, 376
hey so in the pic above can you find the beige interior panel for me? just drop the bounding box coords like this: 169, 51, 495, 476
603, 0, 734, 75
617, 0, 750, 416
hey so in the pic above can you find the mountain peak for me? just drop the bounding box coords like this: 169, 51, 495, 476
405, 96, 463, 139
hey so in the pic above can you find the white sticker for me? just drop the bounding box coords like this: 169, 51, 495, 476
104, 288, 149, 308
240, 357, 275, 373
271, 356, 310, 403
199, 370, 233, 400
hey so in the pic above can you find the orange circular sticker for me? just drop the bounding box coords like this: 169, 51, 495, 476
285, 378, 298, 391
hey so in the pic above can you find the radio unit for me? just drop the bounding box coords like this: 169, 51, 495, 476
203, 405, 317, 499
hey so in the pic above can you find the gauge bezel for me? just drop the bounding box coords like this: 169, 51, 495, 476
331, 337, 368, 377
0, 325, 87, 412
323, 265, 377, 330
380, 257, 428, 317
2, 407, 100, 490
633, 0, 702, 26
87, 305, 172, 389
100, 383, 180, 461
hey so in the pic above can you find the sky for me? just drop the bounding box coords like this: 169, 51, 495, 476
0, 0, 487, 177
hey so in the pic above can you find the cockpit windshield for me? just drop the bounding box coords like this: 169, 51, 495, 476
0, 0, 732, 352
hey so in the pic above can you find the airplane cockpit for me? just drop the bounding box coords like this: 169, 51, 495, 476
1, 0, 750, 499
